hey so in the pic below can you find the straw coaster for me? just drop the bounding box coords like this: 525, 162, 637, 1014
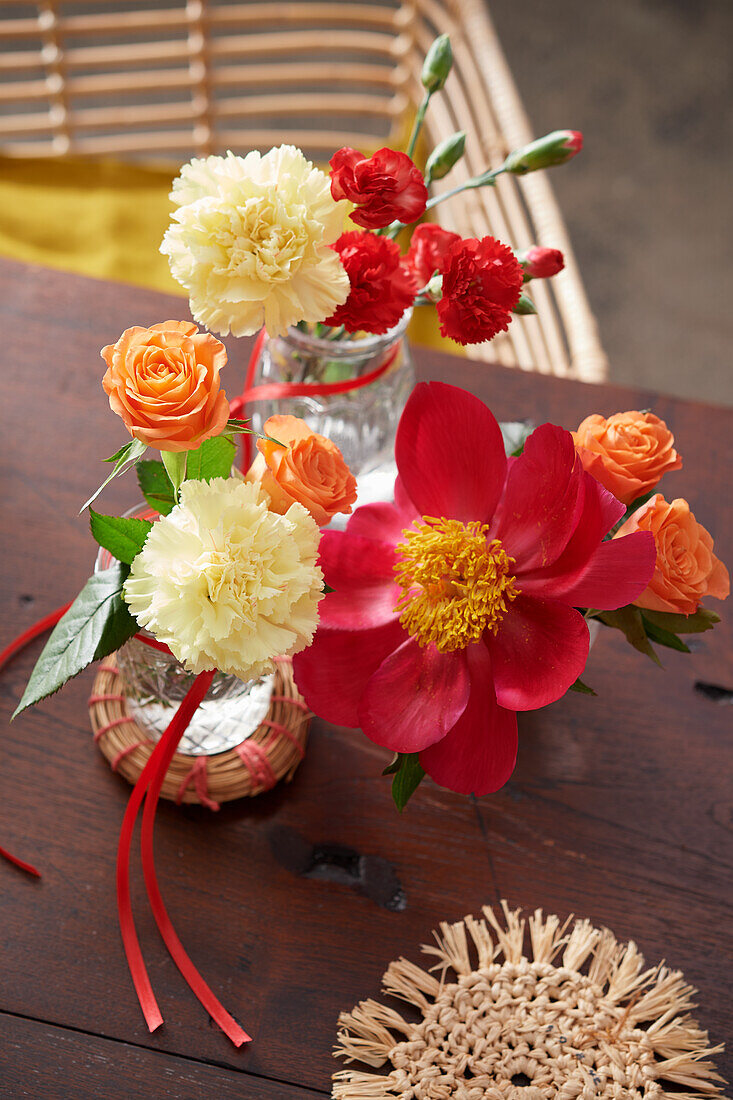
334, 901, 725, 1100
89, 656, 310, 807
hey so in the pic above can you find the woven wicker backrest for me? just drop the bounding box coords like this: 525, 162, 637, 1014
0, 0, 606, 381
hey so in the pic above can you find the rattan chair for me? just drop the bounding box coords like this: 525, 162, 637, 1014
0, 0, 607, 381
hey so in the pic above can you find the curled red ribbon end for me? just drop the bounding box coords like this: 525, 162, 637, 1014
140, 708, 250, 1047
0, 845, 41, 878
117, 668, 220, 1036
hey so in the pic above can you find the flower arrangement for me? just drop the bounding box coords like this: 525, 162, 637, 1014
293, 383, 729, 809
14, 322, 357, 719
2, 29, 727, 1055
160, 34, 580, 357
8, 317, 357, 1046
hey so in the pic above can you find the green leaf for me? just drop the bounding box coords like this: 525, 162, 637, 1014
568, 677, 597, 696
500, 420, 534, 458
382, 753, 401, 776
81, 438, 147, 512
89, 510, 153, 565
161, 449, 187, 499
389, 753, 425, 812
13, 563, 138, 718
185, 435, 236, 481
597, 605, 662, 666
641, 606, 720, 634
322, 583, 335, 594
225, 418, 255, 436
104, 441, 139, 465
136, 460, 176, 515
641, 616, 691, 653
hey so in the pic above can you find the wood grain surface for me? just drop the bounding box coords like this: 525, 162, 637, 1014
0, 258, 730, 1098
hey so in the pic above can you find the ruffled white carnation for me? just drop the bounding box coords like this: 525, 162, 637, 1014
123, 477, 323, 681
160, 145, 350, 337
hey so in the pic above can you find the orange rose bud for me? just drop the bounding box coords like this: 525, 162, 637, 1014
248, 415, 357, 527
615, 494, 729, 615
101, 320, 229, 452
572, 411, 682, 506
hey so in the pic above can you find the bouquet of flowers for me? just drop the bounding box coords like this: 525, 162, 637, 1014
14, 321, 357, 717
159, 35, 578, 354
10, 319, 358, 1046
293, 382, 729, 809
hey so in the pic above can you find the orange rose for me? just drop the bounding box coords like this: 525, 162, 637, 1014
615, 494, 729, 614
572, 411, 682, 505
247, 415, 357, 527
101, 320, 229, 452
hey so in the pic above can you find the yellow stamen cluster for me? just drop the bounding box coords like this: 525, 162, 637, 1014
394, 517, 518, 652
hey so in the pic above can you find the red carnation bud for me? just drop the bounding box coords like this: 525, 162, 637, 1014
329, 147, 428, 230
325, 231, 417, 335
518, 246, 565, 280
503, 130, 583, 175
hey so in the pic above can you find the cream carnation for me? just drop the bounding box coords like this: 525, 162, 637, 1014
160, 146, 350, 337
123, 477, 323, 680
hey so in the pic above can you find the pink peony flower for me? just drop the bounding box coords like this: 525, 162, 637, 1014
293, 383, 656, 797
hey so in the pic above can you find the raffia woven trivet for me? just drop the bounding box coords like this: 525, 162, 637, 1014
334, 902, 725, 1100
89, 656, 310, 807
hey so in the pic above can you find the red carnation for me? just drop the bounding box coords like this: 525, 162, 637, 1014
325, 231, 417, 335
330, 147, 428, 230
437, 236, 523, 345
521, 246, 565, 280
405, 223, 461, 287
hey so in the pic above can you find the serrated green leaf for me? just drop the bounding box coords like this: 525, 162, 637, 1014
12, 563, 138, 718
161, 449, 187, 499
390, 753, 425, 812
185, 435, 236, 481
136, 460, 176, 515
81, 438, 147, 512
597, 605, 662, 666
641, 606, 720, 634
568, 677, 597, 696
89, 510, 153, 565
499, 420, 534, 458
641, 616, 691, 653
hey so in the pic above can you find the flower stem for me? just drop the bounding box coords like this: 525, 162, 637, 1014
406, 90, 432, 160
424, 166, 505, 212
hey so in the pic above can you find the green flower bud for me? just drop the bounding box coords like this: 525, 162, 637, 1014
512, 292, 538, 315
425, 131, 466, 183
503, 130, 583, 175
421, 34, 453, 93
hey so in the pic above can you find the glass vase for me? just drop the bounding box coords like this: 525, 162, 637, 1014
116, 638, 274, 756
95, 523, 274, 756
247, 313, 414, 519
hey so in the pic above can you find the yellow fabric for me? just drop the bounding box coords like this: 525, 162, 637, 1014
0, 155, 184, 296
0, 153, 460, 354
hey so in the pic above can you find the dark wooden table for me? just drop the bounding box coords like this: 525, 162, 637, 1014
1, 257, 731, 1099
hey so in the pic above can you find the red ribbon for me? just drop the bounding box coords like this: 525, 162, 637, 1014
2, 326, 389, 1038
116, 667, 250, 1044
